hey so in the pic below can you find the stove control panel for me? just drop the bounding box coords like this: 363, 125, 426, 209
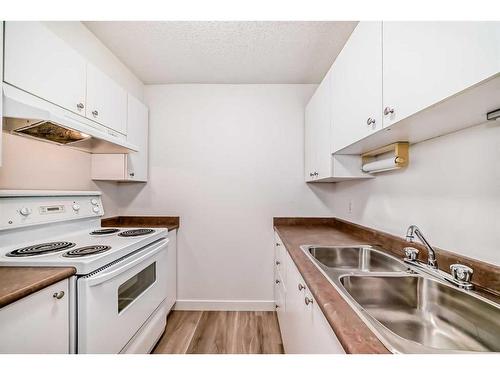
0, 192, 103, 230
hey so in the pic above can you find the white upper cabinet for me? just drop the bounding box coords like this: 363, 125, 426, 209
4, 22, 87, 116
86, 64, 128, 135
331, 22, 383, 153
304, 70, 332, 181
125, 94, 149, 181
383, 21, 500, 127
91, 94, 149, 182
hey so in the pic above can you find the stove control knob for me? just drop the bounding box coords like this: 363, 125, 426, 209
90, 198, 99, 205
92, 206, 100, 214
19, 207, 32, 216
72, 204, 81, 212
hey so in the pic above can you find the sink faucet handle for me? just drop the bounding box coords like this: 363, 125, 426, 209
450, 264, 473, 283
403, 247, 419, 261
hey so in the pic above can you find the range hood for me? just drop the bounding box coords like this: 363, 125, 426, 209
2, 84, 138, 153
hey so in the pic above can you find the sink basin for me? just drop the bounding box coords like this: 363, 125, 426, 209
340, 275, 500, 352
307, 246, 407, 272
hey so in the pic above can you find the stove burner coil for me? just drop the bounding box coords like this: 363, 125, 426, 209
6, 242, 76, 257
63, 245, 112, 258
90, 228, 120, 235
118, 229, 155, 237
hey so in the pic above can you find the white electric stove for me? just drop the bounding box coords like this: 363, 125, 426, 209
0, 190, 170, 354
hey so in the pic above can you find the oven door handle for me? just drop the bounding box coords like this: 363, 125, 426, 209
85, 239, 169, 287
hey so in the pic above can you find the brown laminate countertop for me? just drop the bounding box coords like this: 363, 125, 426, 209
273, 217, 500, 354
102, 216, 180, 231
0, 267, 75, 308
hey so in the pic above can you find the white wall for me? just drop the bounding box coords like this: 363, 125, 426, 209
329, 121, 500, 266
115, 84, 336, 309
0, 134, 121, 217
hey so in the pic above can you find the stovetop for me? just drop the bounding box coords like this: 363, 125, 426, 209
0, 226, 168, 275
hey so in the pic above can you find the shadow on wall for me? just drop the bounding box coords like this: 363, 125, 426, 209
306, 166, 408, 221
306, 182, 336, 215
113, 182, 149, 216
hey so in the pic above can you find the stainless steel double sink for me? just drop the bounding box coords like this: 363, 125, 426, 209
301, 245, 500, 353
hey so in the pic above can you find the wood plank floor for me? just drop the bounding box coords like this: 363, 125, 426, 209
152, 311, 284, 354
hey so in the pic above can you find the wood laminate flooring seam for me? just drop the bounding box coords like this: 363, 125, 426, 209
152, 311, 284, 354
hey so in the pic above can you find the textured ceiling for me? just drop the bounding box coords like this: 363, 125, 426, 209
84, 21, 357, 84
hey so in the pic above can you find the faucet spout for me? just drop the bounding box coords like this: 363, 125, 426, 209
405, 225, 438, 269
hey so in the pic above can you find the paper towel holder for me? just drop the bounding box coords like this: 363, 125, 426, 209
361, 142, 409, 173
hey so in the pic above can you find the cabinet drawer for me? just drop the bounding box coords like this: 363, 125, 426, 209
0, 278, 70, 353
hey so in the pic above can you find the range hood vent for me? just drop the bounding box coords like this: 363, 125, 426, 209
2, 84, 138, 153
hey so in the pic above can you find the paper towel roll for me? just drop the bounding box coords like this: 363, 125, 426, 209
362, 157, 400, 173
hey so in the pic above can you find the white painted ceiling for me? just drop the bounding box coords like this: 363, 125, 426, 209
84, 21, 357, 84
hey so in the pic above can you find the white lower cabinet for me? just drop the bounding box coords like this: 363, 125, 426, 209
274, 233, 345, 354
0, 278, 70, 354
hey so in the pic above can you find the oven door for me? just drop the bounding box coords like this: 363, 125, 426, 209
77, 238, 169, 353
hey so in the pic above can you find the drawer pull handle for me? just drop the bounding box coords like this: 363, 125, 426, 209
275, 260, 280, 266
305, 296, 313, 306
298, 283, 305, 291
53, 291, 65, 300
275, 279, 280, 284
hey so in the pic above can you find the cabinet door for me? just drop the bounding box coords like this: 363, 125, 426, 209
304, 89, 318, 181
126, 94, 149, 181
331, 22, 383, 152
86, 63, 128, 134
4, 21, 87, 115
383, 21, 500, 127
305, 293, 345, 354
304, 70, 332, 181
0, 279, 69, 354
282, 254, 307, 354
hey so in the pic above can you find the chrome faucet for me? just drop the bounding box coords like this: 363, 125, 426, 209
405, 225, 438, 269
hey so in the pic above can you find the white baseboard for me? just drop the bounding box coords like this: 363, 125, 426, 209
173, 299, 275, 311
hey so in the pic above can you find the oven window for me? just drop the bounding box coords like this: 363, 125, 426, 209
118, 262, 156, 313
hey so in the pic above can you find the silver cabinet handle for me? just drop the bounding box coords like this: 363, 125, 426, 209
53, 291, 65, 300
275, 279, 280, 284
384, 107, 394, 116
92, 110, 99, 117
298, 283, 305, 291
304, 296, 313, 306
309, 172, 314, 177
276, 304, 280, 309
129, 172, 135, 177
313, 171, 319, 176
275, 260, 281, 266
275, 242, 280, 247
367, 117, 376, 126
77, 103, 84, 111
